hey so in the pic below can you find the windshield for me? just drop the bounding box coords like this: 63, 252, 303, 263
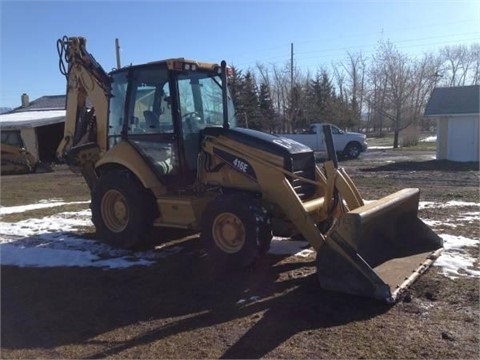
1, 130, 24, 147
177, 73, 237, 128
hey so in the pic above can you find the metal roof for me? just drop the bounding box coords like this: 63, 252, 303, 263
0, 110, 66, 129
424, 85, 480, 116
10, 95, 66, 113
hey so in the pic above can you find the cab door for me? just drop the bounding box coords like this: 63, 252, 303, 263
176, 72, 226, 173
109, 66, 182, 184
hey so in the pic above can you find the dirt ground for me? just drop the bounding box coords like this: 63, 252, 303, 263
1, 147, 479, 359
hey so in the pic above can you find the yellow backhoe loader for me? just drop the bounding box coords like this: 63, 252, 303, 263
1, 143, 38, 175
56, 36, 442, 303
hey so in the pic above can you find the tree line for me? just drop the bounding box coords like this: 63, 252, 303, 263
228, 41, 480, 147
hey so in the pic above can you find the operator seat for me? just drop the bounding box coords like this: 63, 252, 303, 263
144, 111, 159, 129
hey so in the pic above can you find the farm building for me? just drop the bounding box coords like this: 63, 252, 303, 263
0, 94, 66, 162
424, 85, 479, 162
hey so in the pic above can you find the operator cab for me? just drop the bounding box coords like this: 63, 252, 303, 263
108, 60, 236, 187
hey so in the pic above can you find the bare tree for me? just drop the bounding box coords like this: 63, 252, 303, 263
256, 62, 271, 86
332, 64, 347, 103
470, 43, 480, 85
270, 63, 291, 132
410, 52, 443, 130
340, 51, 367, 125
368, 41, 417, 147
438, 44, 480, 86
365, 61, 389, 135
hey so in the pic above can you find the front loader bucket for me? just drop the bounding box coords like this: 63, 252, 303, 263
316, 188, 443, 303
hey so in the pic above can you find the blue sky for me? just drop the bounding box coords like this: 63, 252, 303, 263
1, 0, 479, 108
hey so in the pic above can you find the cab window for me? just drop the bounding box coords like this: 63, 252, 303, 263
128, 68, 173, 134
1, 130, 23, 147
177, 73, 235, 129
108, 72, 128, 146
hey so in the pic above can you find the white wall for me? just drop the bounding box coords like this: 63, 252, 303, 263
20, 128, 38, 160
446, 115, 479, 162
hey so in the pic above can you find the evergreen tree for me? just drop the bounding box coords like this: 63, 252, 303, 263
304, 70, 336, 125
319, 70, 334, 119
288, 83, 308, 132
258, 82, 277, 132
305, 73, 322, 123
240, 71, 261, 129
228, 66, 245, 123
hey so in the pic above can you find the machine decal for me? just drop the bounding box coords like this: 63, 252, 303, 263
213, 148, 257, 181
233, 158, 249, 173
272, 137, 306, 150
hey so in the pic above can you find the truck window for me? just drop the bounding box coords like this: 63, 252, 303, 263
331, 126, 343, 135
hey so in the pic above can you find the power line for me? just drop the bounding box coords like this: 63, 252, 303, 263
226, 19, 479, 60
232, 34, 479, 69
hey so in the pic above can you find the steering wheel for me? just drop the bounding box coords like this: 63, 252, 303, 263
182, 111, 201, 119
182, 111, 202, 133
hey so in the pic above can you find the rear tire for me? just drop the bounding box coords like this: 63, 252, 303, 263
201, 193, 271, 269
91, 170, 157, 249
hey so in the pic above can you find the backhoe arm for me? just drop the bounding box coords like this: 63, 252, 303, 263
56, 36, 110, 161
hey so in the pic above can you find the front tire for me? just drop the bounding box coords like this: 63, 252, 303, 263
201, 193, 272, 269
343, 142, 362, 159
91, 170, 157, 249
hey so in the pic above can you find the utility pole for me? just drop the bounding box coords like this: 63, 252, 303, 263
290, 42, 294, 92
289, 42, 294, 133
115, 38, 121, 69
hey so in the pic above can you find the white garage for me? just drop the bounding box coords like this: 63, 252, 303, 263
425, 85, 479, 162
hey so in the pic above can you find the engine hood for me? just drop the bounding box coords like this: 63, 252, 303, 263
203, 126, 313, 158
345, 130, 366, 138
203, 126, 316, 199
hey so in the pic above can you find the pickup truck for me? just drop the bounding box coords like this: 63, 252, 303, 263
281, 123, 368, 159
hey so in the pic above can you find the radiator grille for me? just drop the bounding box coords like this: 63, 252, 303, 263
286, 152, 316, 200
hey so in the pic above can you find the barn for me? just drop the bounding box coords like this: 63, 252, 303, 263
424, 85, 479, 162
0, 94, 65, 163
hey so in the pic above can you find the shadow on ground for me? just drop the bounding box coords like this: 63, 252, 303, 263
1, 237, 391, 358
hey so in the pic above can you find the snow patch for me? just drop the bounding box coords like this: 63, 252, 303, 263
368, 146, 393, 150
0, 199, 478, 279
434, 234, 480, 279
419, 200, 480, 210
268, 237, 314, 257
0, 209, 92, 238
0, 200, 90, 215
422, 219, 456, 228
420, 136, 437, 142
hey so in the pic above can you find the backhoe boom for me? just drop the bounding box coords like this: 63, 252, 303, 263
56, 36, 110, 164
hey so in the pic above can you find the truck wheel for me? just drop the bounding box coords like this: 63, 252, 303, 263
343, 142, 362, 159
91, 170, 157, 249
201, 193, 271, 269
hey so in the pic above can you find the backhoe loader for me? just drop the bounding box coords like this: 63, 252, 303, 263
56, 36, 442, 303
1, 142, 38, 175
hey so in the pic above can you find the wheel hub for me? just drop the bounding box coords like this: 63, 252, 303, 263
212, 212, 245, 254
101, 189, 129, 233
